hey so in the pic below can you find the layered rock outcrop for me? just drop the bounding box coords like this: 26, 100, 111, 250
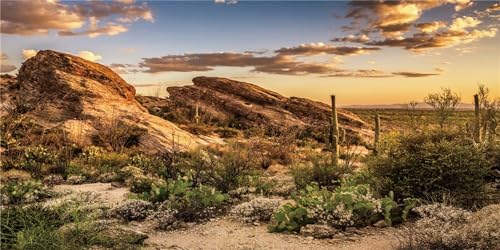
139, 76, 371, 140
1, 50, 201, 151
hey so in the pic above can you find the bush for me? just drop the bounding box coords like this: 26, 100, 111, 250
109, 200, 153, 221
0, 202, 110, 250
0, 181, 53, 205
292, 152, 352, 190
136, 179, 228, 222
397, 203, 499, 250
230, 197, 283, 223
268, 182, 416, 233
268, 204, 311, 233
370, 131, 492, 208
17, 146, 57, 178
182, 144, 259, 192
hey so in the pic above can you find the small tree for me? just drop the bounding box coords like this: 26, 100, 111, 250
424, 88, 461, 129
477, 85, 499, 142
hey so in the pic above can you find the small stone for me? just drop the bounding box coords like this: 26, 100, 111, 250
300, 224, 337, 239
253, 222, 260, 226
306, 236, 314, 241
345, 227, 359, 234
373, 220, 387, 228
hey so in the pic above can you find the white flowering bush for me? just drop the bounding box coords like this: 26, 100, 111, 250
109, 200, 153, 221
148, 203, 180, 230
230, 197, 282, 223
398, 203, 499, 250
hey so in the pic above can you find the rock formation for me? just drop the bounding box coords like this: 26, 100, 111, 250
138, 76, 371, 141
0, 50, 201, 152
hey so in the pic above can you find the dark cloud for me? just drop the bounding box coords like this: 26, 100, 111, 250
392, 71, 440, 77
323, 69, 393, 78
139, 52, 338, 75
275, 43, 379, 56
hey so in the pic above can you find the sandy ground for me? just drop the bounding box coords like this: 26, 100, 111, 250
143, 218, 399, 250
52, 182, 400, 250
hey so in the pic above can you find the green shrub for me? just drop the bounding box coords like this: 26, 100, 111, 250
292, 152, 352, 190
268, 205, 311, 233
136, 179, 228, 221
269, 182, 416, 233
182, 143, 259, 192
16, 146, 57, 178
370, 131, 492, 208
0, 204, 66, 249
0, 202, 108, 250
0, 181, 54, 205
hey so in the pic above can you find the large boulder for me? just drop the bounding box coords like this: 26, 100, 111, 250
139, 76, 371, 140
1, 50, 202, 152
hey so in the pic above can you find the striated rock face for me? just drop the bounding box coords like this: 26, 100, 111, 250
139, 76, 371, 140
1, 50, 202, 151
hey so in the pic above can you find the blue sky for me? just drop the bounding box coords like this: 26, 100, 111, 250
1, 1, 499, 104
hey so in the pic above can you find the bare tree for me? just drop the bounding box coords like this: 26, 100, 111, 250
424, 88, 461, 129
406, 100, 419, 129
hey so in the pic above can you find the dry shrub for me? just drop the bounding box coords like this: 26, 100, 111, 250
92, 119, 146, 153
397, 203, 500, 250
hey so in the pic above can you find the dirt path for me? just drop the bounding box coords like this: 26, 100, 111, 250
143, 218, 399, 250
52, 183, 400, 250
53, 182, 129, 206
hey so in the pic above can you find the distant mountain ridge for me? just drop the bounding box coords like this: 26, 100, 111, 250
341, 102, 475, 111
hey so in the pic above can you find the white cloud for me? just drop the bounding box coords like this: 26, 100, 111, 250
78, 51, 102, 62
22, 49, 38, 60
449, 16, 481, 32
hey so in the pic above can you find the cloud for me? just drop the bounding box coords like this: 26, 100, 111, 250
58, 17, 128, 38
331, 34, 370, 43
337, 0, 494, 51
366, 27, 497, 51
323, 69, 393, 78
392, 71, 440, 77
1, 53, 17, 73
449, 16, 481, 32
275, 43, 380, 56
486, 3, 500, 13
415, 21, 446, 33
1, 0, 153, 37
139, 51, 338, 75
22, 49, 38, 60
214, 0, 238, 4
78, 51, 102, 62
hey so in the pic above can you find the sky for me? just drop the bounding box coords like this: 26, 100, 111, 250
1, 0, 499, 105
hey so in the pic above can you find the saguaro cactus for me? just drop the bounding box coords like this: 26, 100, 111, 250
330, 95, 339, 165
374, 113, 380, 154
473, 94, 481, 143
194, 103, 200, 124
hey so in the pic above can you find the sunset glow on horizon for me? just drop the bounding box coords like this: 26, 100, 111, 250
1, 0, 499, 105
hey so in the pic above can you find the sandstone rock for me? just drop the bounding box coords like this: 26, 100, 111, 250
300, 224, 338, 239
138, 76, 371, 141
1, 50, 202, 152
